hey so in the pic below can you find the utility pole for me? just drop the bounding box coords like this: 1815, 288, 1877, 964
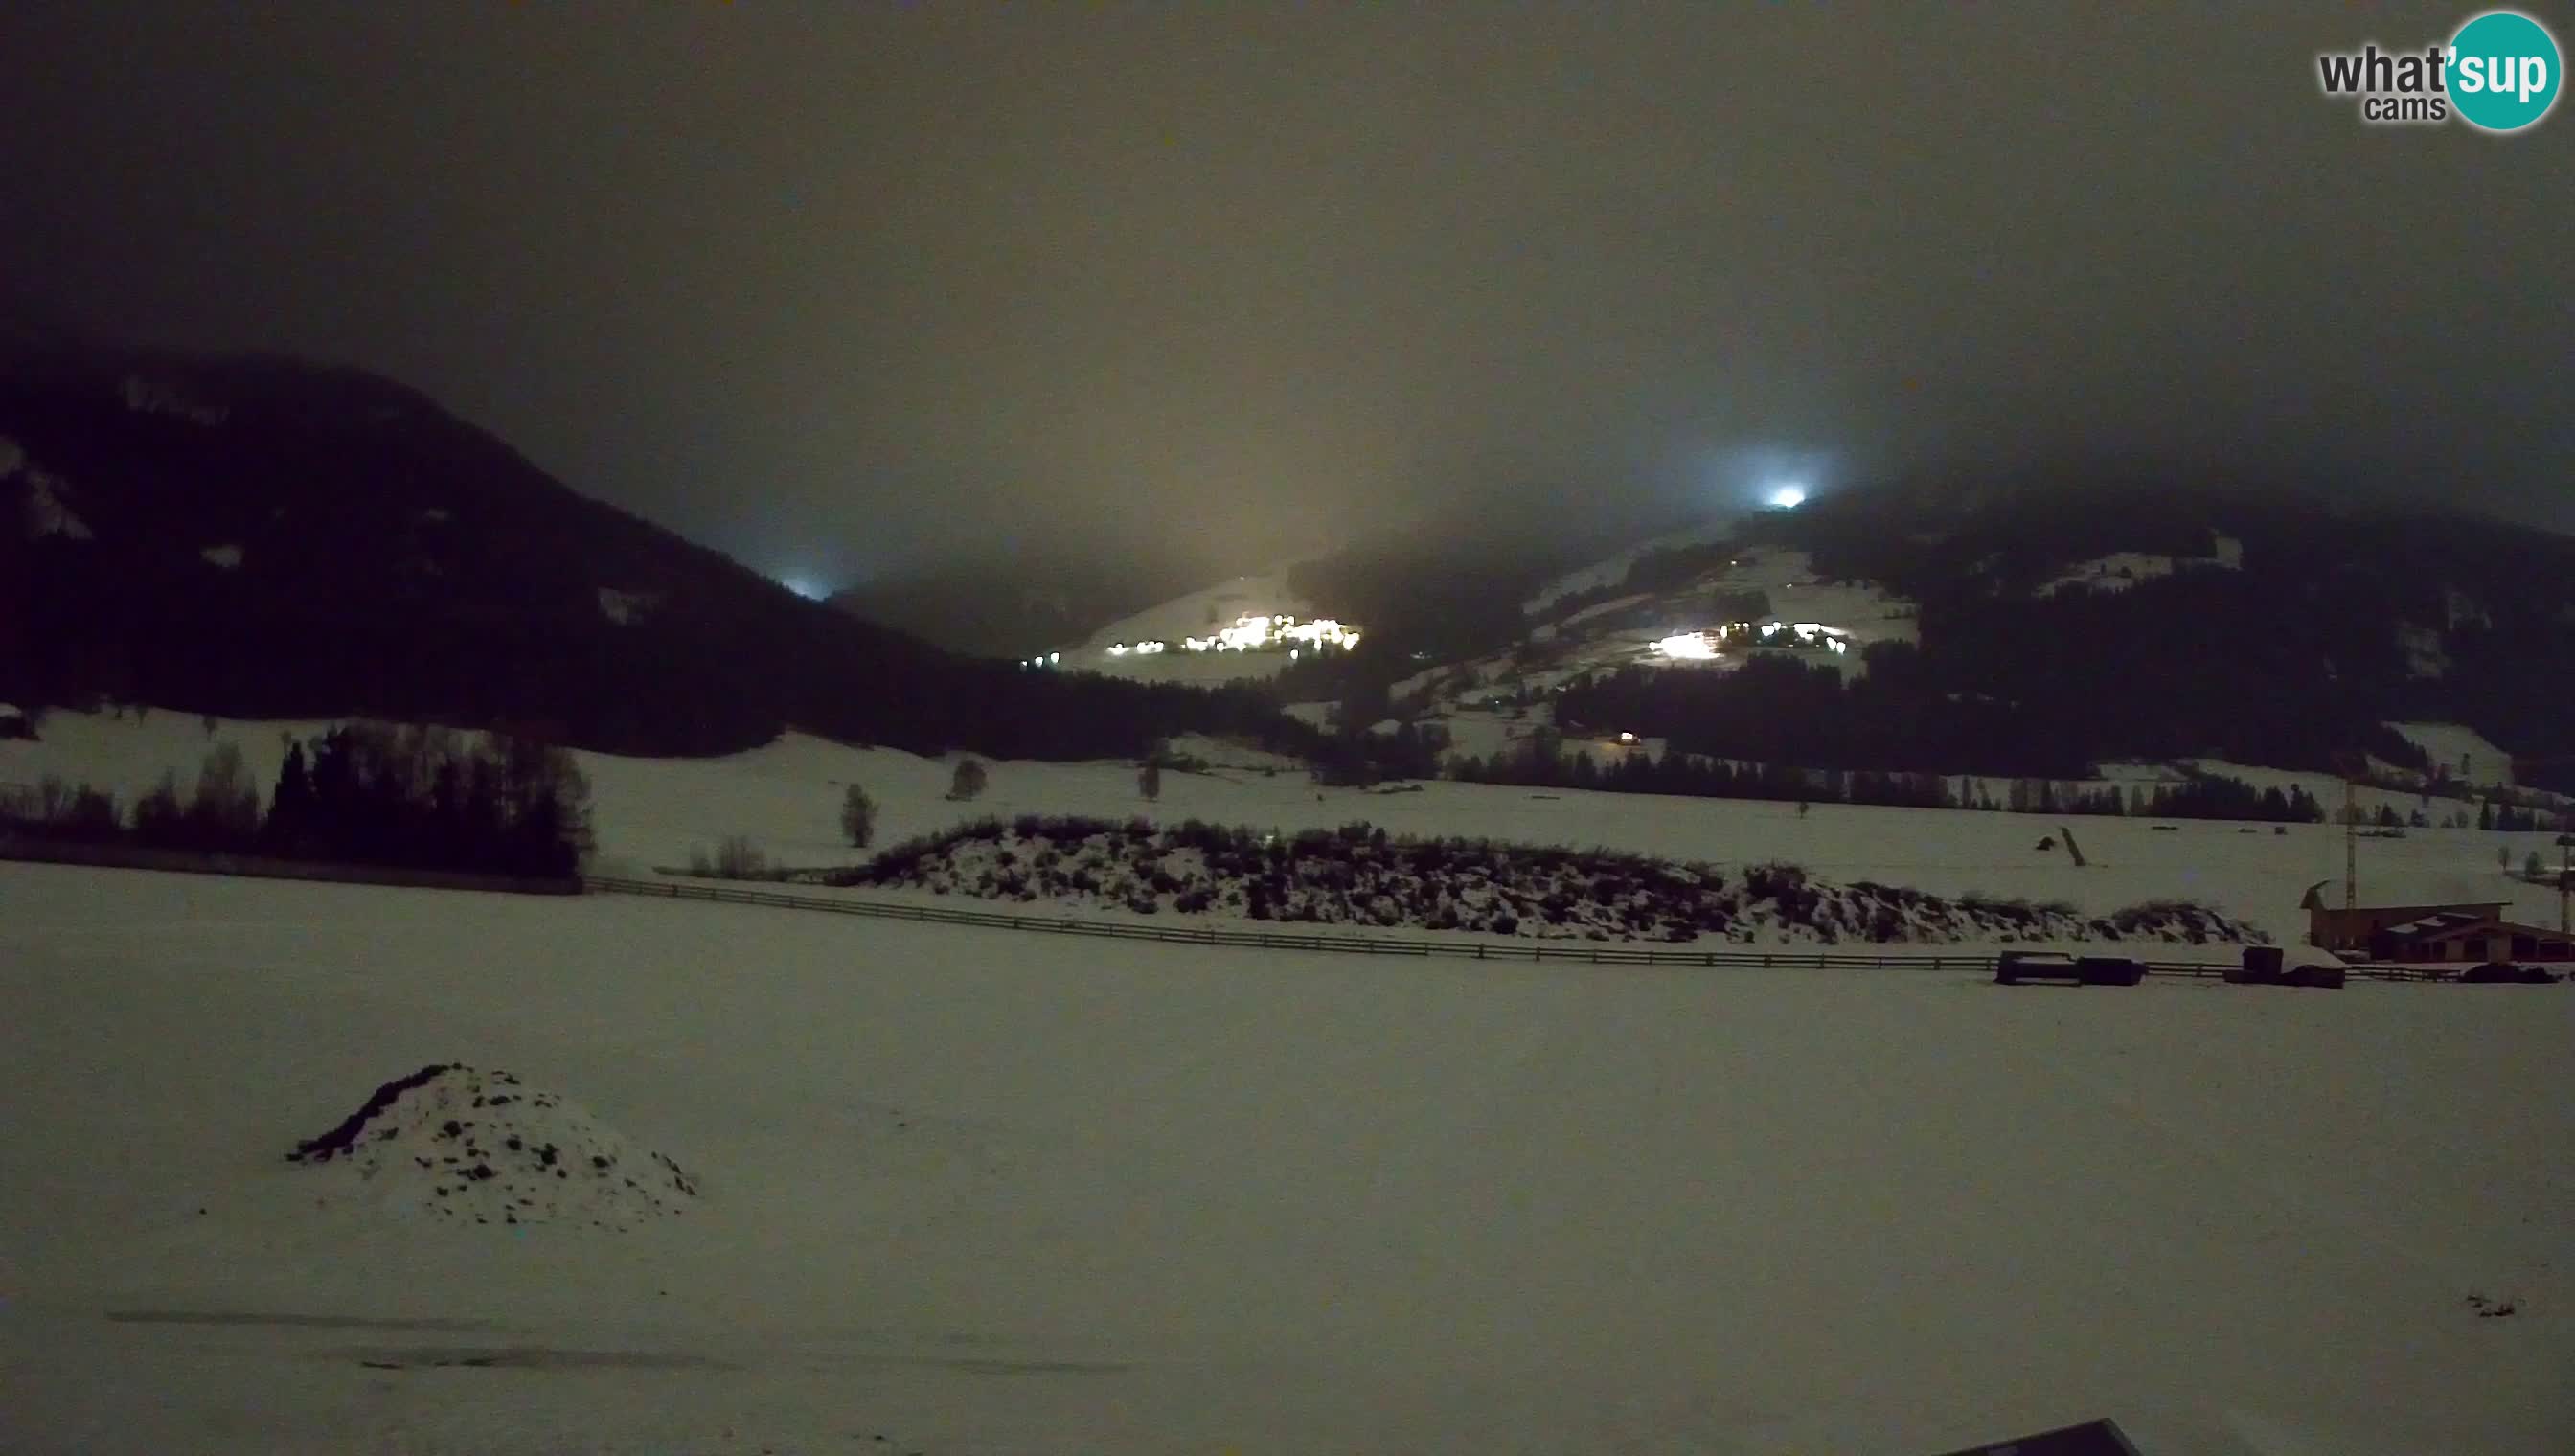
2556, 831, 2574, 938
2343, 773, 2358, 913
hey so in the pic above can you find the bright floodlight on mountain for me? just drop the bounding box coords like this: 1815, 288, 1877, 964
781, 575, 827, 601
1766, 485, 1807, 509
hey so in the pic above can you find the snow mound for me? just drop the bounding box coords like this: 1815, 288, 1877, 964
286, 1064, 697, 1231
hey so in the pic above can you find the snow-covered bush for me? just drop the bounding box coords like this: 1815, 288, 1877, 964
833, 815, 2262, 946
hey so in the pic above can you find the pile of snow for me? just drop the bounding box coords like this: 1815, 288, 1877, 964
285, 1063, 698, 1231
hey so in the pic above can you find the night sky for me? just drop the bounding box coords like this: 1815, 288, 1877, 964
3, 5, 2566, 589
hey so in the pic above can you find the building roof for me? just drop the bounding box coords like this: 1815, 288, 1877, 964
2378, 913, 2575, 947
2380, 911, 2490, 939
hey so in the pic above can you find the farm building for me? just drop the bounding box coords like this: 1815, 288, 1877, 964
2300, 876, 2575, 964
2362, 911, 2575, 966
2299, 876, 2504, 952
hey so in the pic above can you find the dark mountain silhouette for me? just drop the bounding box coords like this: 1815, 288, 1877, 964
0, 341, 1301, 759
1549, 469, 2575, 791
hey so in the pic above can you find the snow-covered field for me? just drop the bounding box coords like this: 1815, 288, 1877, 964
2385, 721, 2517, 788
4, 862, 2566, 1455
9, 710, 2573, 944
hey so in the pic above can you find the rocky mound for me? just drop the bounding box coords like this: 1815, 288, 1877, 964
287, 1064, 696, 1230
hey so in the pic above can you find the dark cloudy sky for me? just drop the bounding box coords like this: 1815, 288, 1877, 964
3, 4, 2566, 587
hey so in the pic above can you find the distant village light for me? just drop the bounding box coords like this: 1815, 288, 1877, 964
1109, 611, 1361, 663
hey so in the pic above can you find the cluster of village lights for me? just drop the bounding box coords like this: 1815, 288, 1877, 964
1103, 613, 1362, 659
1652, 622, 1850, 661
1023, 613, 1363, 670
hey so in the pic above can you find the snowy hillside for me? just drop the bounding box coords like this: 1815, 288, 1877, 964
2384, 720, 2516, 787
1052, 566, 1361, 686
1520, 518, 1737, 615
1076, 568, 1314, 653
3, 861, 2566, 1454
1387, 543, 1921, 762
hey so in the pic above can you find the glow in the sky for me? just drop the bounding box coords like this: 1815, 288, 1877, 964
780, 575, 829, 601
1766, 485, 1807, 509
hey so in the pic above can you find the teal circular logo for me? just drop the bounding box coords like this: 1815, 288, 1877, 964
2448, 11, 2562, 131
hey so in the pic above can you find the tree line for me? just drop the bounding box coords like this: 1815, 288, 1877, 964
0, 721, 594, 878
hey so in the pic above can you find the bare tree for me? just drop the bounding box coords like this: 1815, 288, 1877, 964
190, 741, 262, 846
839, 784, 877, 849
712, 834, 769, 878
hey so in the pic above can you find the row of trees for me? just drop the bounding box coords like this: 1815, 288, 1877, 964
0, 722, 595, 878
263, 723, 594, 877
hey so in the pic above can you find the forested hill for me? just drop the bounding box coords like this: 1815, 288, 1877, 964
1553, 472, 2575, 791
